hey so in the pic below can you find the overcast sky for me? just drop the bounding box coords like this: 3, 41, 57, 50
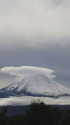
0, 0, 70, 87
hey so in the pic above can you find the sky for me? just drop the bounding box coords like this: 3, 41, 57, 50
0, 0, 70, 87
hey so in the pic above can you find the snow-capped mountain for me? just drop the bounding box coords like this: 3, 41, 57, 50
0, 66, 70, 97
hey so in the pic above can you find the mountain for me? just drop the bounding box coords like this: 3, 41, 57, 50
0, 72, 70, 97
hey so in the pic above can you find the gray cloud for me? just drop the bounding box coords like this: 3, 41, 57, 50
0, 44, 70, 70
0, 0, 70, 48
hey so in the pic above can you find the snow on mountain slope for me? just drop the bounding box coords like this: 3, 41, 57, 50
0, 66, 70, 97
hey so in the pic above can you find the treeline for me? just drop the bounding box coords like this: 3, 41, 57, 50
0, 101, 70, 125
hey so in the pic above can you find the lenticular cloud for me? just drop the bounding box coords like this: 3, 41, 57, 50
0, 66, 56, 79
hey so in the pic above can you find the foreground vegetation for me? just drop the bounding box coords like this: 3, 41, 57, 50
0, 101, 70, 125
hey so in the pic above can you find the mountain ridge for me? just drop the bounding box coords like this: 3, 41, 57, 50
0, 73, 70, 98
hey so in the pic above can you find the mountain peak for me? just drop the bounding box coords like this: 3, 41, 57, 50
0, 66, 70, 97
1, 72, 70, 97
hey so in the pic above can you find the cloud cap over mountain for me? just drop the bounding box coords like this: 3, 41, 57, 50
0, 66, 55, 79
